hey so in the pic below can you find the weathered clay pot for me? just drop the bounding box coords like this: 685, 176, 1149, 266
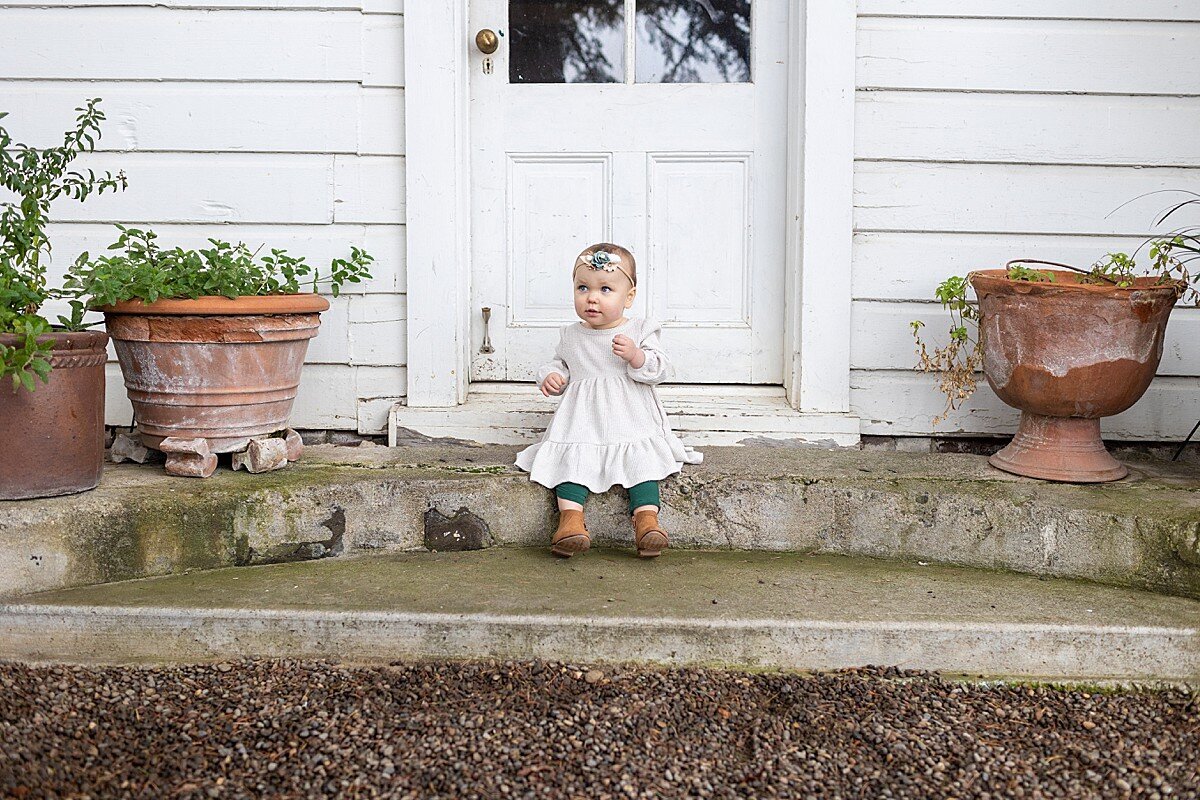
100, 294, 328, 453
969, 269, 1181, 482
0, 331, 109, 499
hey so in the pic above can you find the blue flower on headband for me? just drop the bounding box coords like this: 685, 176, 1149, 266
586, 251, 619, 271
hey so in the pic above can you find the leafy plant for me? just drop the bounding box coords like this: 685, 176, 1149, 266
1005, 264, 1055, 283
910, 275, 984, 424
1082, 251, 1138, 287
0, 99, 127, 391
66, 225, 374, 306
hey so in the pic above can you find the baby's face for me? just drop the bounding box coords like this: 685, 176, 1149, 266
573, 268, 636, 329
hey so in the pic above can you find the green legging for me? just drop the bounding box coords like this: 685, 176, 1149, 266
555, 481, 660, 515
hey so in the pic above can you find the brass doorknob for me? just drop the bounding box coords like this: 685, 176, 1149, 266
475, 28, 499, 55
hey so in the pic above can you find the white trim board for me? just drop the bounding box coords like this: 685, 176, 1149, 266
403, 0, 469, 407
389, 385, 860, 447
401, 1, 859, 441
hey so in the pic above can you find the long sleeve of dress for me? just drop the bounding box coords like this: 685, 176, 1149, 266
535, 327, 571, 389
627, 319, 673, 385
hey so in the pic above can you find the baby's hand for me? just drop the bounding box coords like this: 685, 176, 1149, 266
541, 372, 567, 397
612, 334, 645, 368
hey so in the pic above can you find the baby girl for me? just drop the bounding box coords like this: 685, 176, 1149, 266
514, 243, 703, 558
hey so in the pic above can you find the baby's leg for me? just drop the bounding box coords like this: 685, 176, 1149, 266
551, 482, 590, 558
555, 482, 588, 511
627, 480, 660, 516
628, 481, 667, 558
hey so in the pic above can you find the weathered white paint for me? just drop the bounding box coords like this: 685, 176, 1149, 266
853, 371, 1200, 440
254, 363, 408, 433
852, 7, 1200, 439
1, 0, 377, 8
389, 385, 861, 447
333, 155, 406, 224
858, 18, 1200, 95
304, 298, 352, 364
2, 83, 359, 154
42, 223, 405, 295
856, 93, 1200, 167
362, 15, 405, 88
856, 162, 1199, 235
2, 83, 404, 155
54, 153, 336, 224
359, 89, 407, 155
0, 8, 365, 81
852, 231, 1157, 301
355, 366, 408, 432
6, 0, 409, 432
301, 294, 408, 367
853, 302, 1200, 377
789, 0, 857, 414
857, 1, 1200, 21
403, 0, 470, 407
349, 295, 409, 366
292, 365, 363, 430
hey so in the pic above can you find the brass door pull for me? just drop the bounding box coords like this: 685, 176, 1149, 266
475, 29, 499, 55
480, 307, 495, 354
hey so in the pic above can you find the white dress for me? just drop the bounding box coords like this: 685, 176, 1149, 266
514, 317, 703, 493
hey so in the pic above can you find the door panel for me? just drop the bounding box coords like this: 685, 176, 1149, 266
648, 153, 750, 326
508, 154, 611, 326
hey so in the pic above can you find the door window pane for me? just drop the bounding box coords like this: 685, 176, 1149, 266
509, 1, 626, 83
635, 0, 751, 83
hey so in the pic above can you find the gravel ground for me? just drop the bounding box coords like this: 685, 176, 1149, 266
0, 660, 1196, 799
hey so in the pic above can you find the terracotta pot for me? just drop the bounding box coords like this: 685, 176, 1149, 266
0, 331, 109, 500
100, 294, 329, 453
969, 269, 1180, 482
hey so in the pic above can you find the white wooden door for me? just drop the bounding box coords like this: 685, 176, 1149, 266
469, 0, 788, 383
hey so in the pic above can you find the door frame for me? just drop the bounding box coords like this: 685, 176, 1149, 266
404, 0, 855, 414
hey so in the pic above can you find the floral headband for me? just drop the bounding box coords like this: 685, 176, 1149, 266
573, 250, 636, 287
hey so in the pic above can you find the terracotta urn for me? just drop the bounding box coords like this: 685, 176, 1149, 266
0, 331, 109, 499
968, 269, 1181, 482
100, 294, 329, 454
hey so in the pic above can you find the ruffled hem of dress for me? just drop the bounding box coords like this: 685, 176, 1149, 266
514, 435, 703, 493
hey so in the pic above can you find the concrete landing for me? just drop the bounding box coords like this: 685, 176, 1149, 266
3, 549, 1197, 681
2, 444, 1198, 601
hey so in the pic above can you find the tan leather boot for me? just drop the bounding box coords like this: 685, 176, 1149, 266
633, 509, 668, 558
550, 509, 590, 557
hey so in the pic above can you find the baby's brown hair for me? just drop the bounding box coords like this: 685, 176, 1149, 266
574, 242, 637, 287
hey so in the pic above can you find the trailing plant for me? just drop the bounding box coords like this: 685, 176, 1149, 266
909, 276, 984, 424
66, 225, 374, 306
0, 99, 126, 391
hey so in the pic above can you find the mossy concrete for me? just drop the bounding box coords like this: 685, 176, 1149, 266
4, 549, 1197, 680
0, 444, 1197, 600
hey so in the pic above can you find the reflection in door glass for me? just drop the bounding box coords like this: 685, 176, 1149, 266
636, 0, 751, 83
510, 1, 626, 83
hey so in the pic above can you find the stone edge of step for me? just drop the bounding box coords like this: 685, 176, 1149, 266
1, 603, 1196, 682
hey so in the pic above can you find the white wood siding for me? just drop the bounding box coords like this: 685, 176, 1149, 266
852, 3, 1200, 439
1, 0, 406, 434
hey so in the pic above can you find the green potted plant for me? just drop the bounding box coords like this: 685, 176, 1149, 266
912, 227, 1196, 483
0, 100, 126, 499
66, 225, 372, 476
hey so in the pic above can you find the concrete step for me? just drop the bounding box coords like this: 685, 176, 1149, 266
2, 444, 1198, 601
2, 549, 1197, 681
